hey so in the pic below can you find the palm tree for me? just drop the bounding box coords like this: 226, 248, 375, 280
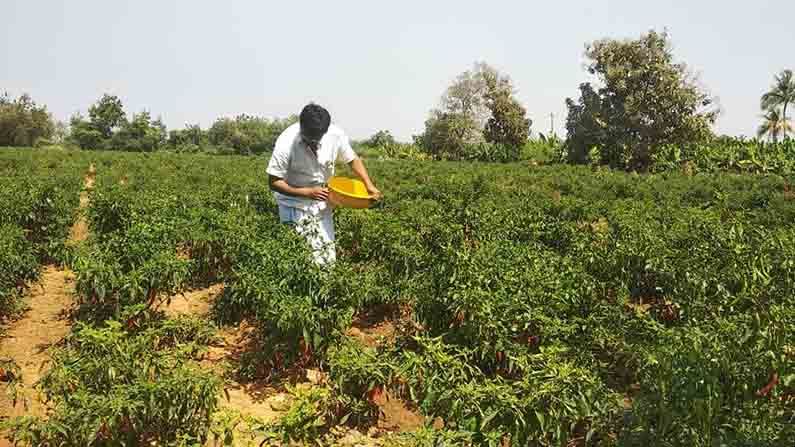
757, 108, 792, 143
761, 69, 795, 138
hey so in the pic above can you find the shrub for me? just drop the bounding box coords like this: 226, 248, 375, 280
2, 319, 221, 446
564, 30, 717, 171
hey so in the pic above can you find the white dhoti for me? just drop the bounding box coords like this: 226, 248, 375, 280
278, 201, 336, 266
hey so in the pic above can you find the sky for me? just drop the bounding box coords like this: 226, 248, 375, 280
2, 0, 793, 141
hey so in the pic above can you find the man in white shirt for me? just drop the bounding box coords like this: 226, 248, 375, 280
266, 103, 381, 265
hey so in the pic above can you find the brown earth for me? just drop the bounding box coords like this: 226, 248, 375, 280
161, 284, 224, 318
346, 321, 397, 349
345, 307, 427, 434
372, 389, 425, 432
164, 287, 426, 445
0, 267, 74, 421
162, 288, 286, 446
197, 315, 287, 425
68, 163, 95, 244
345, 304, 407, 348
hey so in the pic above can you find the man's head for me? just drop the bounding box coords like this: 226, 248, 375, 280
300, 103, 331, 149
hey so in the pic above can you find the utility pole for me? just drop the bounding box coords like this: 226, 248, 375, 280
549, 113, 555, 137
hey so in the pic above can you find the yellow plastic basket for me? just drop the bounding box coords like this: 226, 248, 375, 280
327, 176, 374, 209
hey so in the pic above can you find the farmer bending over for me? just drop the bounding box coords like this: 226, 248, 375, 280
267, 103, 381, 265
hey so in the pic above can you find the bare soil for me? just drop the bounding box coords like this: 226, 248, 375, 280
162, 288, 286, 446
345, 305, 426, 433
0, 267, 74, 421
372, 389, 425, 432
162, 284, 224, 318
68, 164, 95, 244
345, 303, 405, 348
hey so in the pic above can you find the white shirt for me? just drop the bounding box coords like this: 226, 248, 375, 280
266, 122, 358, 210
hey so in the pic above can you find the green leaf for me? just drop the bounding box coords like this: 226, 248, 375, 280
480, 408, 500, 430
535, 411, 545, 430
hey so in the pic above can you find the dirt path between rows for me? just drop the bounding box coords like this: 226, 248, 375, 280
0, 267, 75, 418
163, 286, 284, 446
163, 284, 278, 423
0, 164, 95, 444
164, 289, 426, 446
164, 289, 287, 422
69, 163, 95, 243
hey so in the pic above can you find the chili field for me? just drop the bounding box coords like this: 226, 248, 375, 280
0, 148, 794, 446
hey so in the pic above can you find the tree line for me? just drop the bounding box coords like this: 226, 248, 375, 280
1, 30, 792, 170
66, 94, 298, 156
0, 92, 297, 156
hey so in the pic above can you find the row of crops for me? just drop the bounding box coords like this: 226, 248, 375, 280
1, 148, 794, 446
0, 150, 86, 320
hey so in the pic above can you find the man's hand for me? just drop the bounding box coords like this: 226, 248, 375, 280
349, 158, 382, 201
367, 185, 383, 200
270, 176, 330, 202
304, 186, 329, 201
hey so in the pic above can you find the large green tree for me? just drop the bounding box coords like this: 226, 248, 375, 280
761, 69, 795, 139
111, 111, 167, 152
483, 70, 531, 149
440, 62, 496, 131
70, 94, 127, 150
88, 94, 126, 139
418, 62, 531, 160
168, 124, 207, 152
69, 113, 105, 150
362, 130, 397, 148
0, 92, 54, 147
207, 114, 296, 155
564, 30, 717, 170
417, 63, 500, 158
70, 95, 169, 151
416, 111, 479, 159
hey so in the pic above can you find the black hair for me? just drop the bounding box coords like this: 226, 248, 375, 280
299, 103, 331, 140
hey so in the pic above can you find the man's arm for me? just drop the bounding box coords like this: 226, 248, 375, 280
336, 128, 382, 200
269, 175, 329, 201
348, 158, 382, 199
